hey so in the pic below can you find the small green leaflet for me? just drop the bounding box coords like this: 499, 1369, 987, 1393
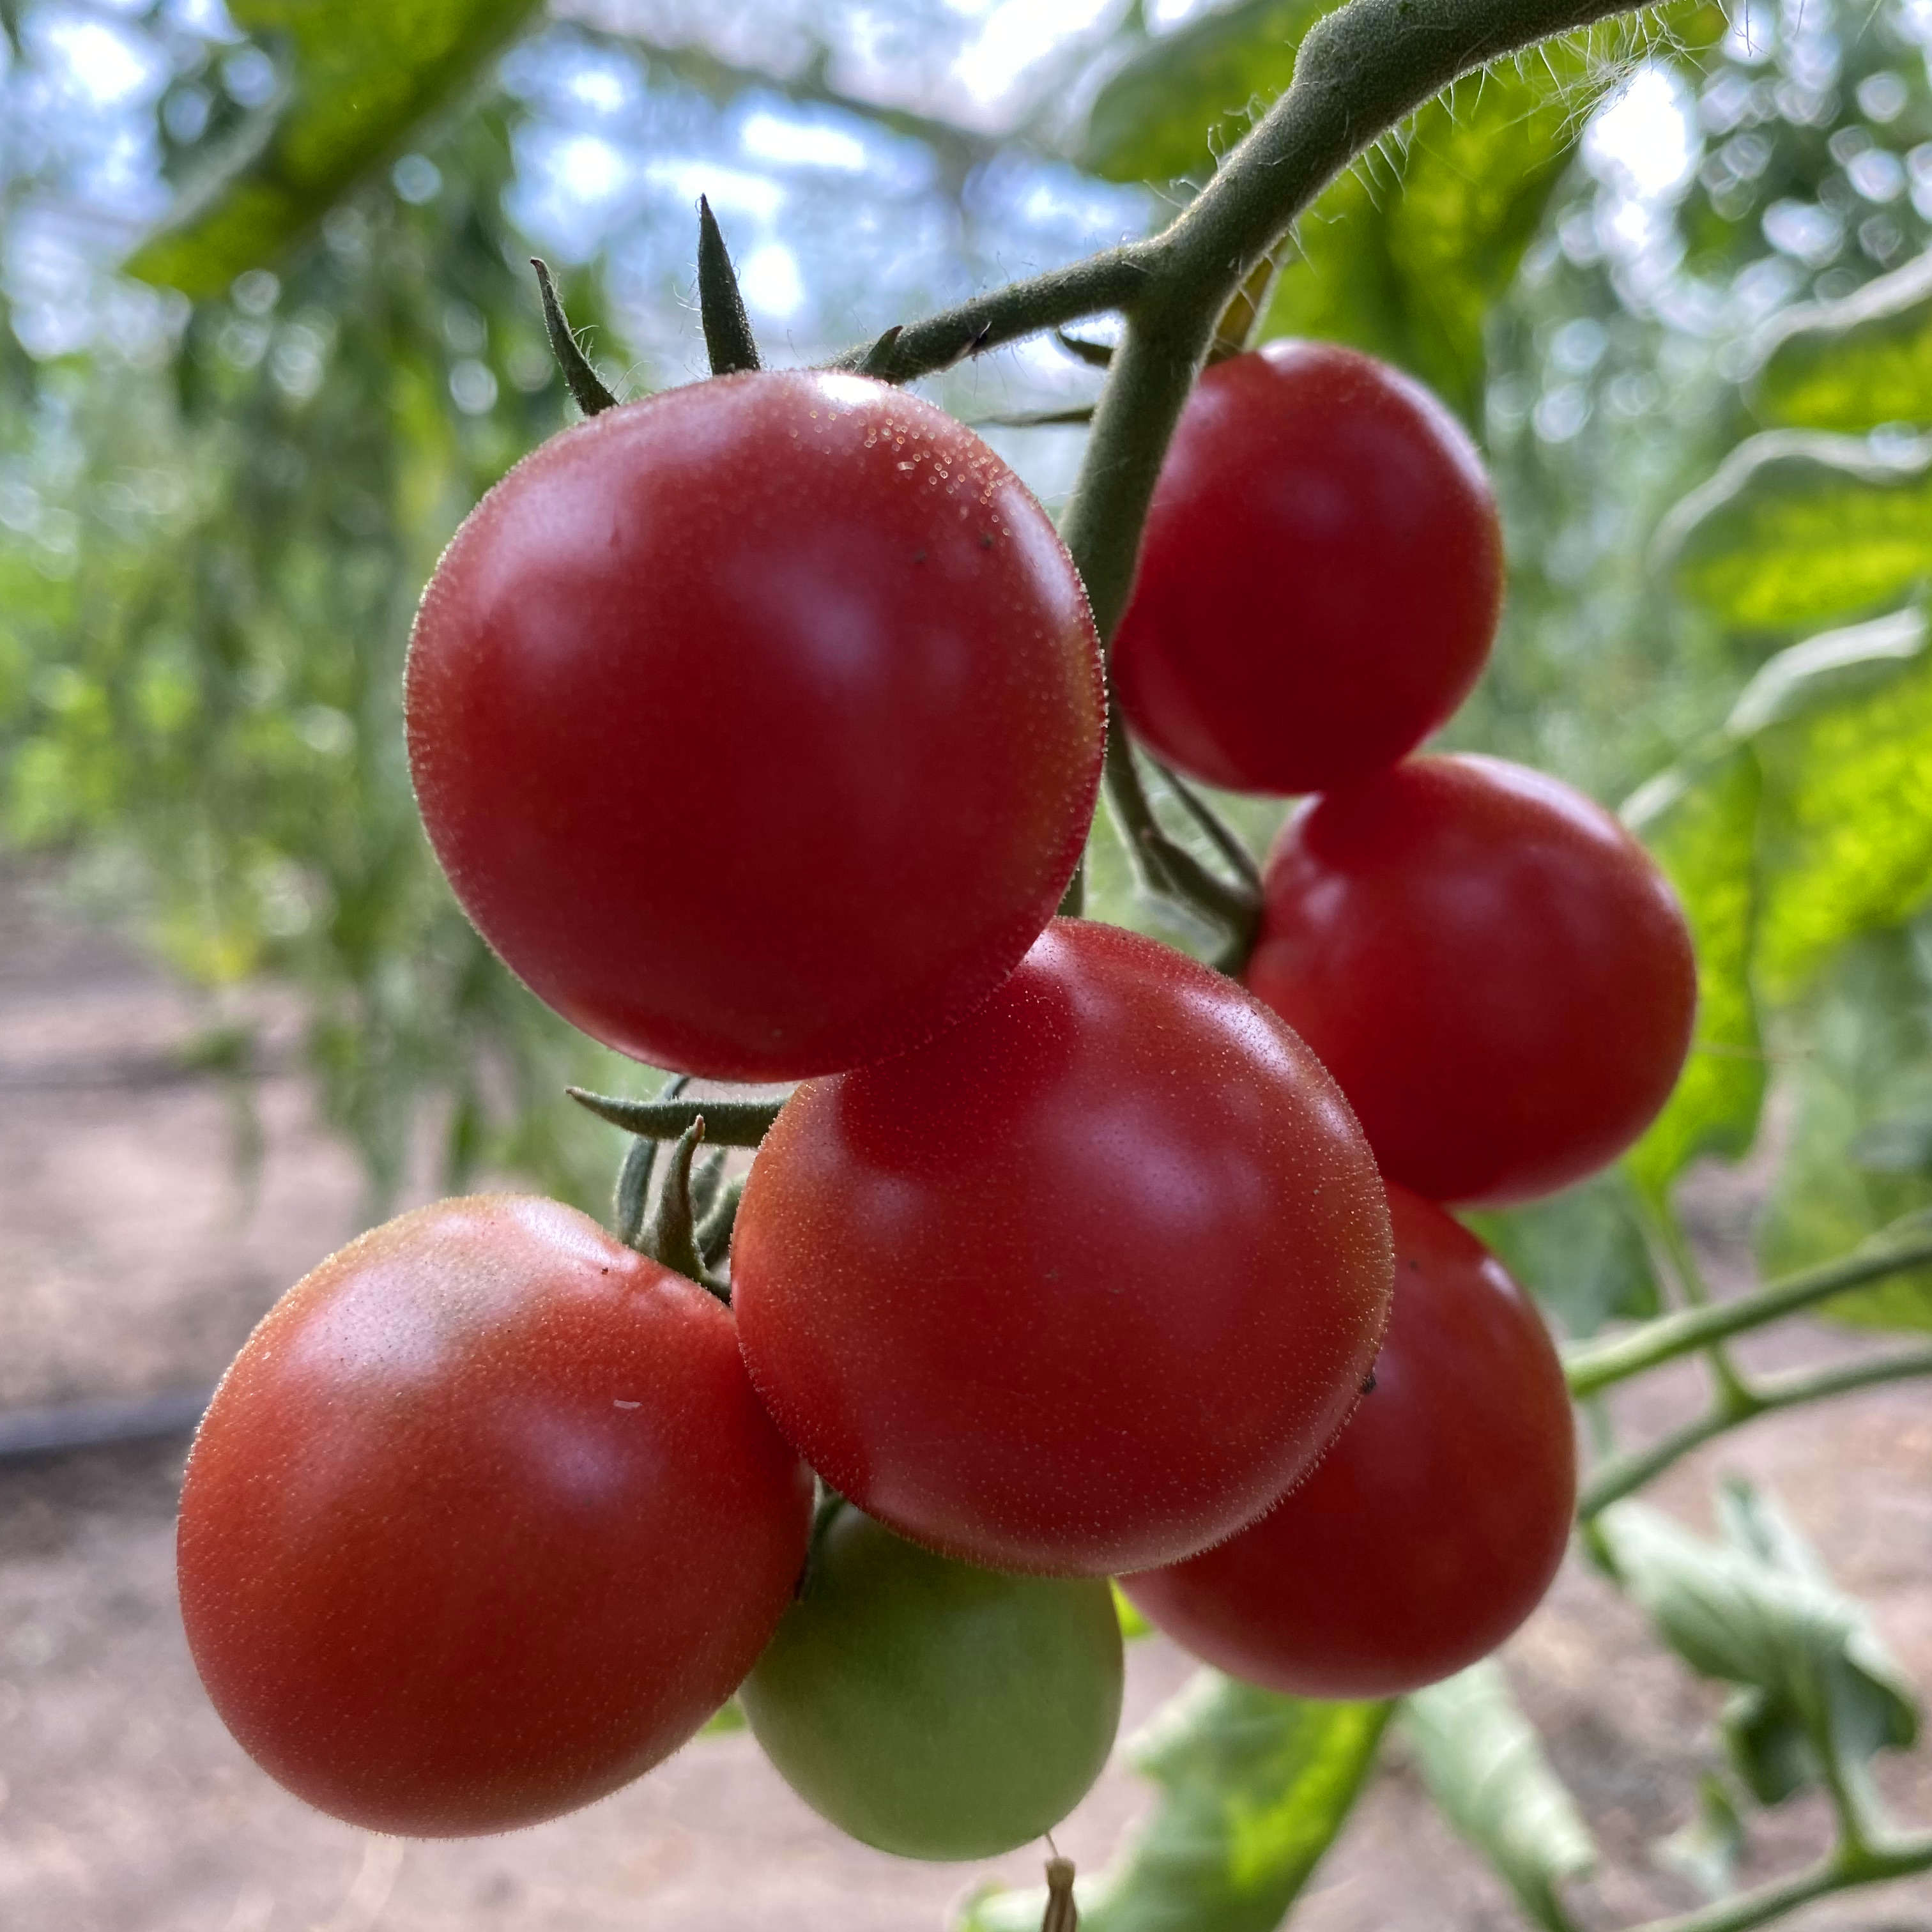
956, 1672, 1388, 1932
1749, 245, 1932, 433
1593, 1482, 1919, 1806
1400, 1661, 1596, 1932
129, 0, 543, 298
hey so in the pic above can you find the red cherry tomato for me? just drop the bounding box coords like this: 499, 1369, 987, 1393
406, 371, 1105, 1082
731, 917, 1393, 1577
176, 1197, 813, 1836
1246, 754, 1696, 1206
1122, 1184, 1576, 1699
1110, 341, 1502, 797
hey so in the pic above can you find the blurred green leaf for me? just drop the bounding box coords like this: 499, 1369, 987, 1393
128, 0, 543, 298
1086, 6, 1722, 422
1653, 1772, 1747, 1903
1080, 0, 1330, 188
1756, 928, 1932, 1331
956, 1673, 1388, 1932
1463, 1170, 1661, 1340
1594, 1482, 1919, 1806
1400, 1661, 1596, 1932
1751, 247, 1932, 433
1622, 750, 1766, 1200
1751, 625, 1932, 1002
1657, 429, 1932, 632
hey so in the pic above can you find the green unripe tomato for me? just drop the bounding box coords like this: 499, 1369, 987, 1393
739, 1505, 1124, 1860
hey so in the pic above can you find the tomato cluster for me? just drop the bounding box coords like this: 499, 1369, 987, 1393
178, 343, 1694, 1859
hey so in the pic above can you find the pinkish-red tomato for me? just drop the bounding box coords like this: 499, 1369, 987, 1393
176, 1196, 813, 1836
1123, 1184, 1576, 1698
1246, 754, 1696, 1206
731, 918, 1393, 1577
1111, 341, 1502, 796
407, 370, 1105, 1083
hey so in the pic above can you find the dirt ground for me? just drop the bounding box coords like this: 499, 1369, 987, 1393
2, 856, 1929, 1932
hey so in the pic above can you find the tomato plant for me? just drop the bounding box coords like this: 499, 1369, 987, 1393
740, 1504, 1124, 1860
1110, 341, 1503, 797
732, 916, 1393, 1577
406, 369, 1106, 1084
1122, 1183, 1575, 1698
32, 0, 1930, 1921
1245, 753, 1698, 1206
176, 1195, 813, 1836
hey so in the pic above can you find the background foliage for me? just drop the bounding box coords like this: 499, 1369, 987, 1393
6, 0, 1932, 1925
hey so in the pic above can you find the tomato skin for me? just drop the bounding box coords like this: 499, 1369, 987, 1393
740, 1506, 1123, 1860
732, 918, 1393, 1577
406, 370, 1105, 1082
1123, 1185, 1575, 1699
1246, 754, 1696, 1206
176, 1196, 813, 1837
1110, 341, 1501, 797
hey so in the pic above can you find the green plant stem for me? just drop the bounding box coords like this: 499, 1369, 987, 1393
828, 251, 1153, 383
1102, 725, 1261, 948
1151, 762, 1264, 893
1627, 1832, 1932, 1932
1578, 1345, 1932, 1516
1634, 1186, 1756, 1411
1564, 1230, 1932, 1399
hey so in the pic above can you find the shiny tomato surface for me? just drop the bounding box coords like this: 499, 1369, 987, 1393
407, 371, 1105, 1082
1246, 755, 1696, 1206
732, 918, 1393, 1577
1122, 1185, 1576, 1698
176, 1196, 813, 1836
1110, 341, 1502, 796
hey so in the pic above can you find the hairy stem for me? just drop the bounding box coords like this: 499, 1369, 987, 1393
1565, 1229, 1932, 1399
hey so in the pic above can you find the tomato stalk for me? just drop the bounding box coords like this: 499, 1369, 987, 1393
1563, 1220, 1932, 1399
1579, 1344, 1932, 1519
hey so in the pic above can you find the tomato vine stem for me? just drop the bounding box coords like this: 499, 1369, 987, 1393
1563, 1223, 1932, 1398
1577, 1344, 1932, 1517
1623, 1828, 1932, 1932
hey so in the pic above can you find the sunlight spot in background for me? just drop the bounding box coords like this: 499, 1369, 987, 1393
739, 241, 805, 318
35, 15, 164, 105
954, 0, 1116, 109
554, 132, 626, 202
1584, 61, 1701, 203
644, 159, 785, 223
742, 111, 869, 173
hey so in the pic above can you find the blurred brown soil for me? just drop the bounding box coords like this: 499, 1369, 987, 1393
1, 856, 1928, 1932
